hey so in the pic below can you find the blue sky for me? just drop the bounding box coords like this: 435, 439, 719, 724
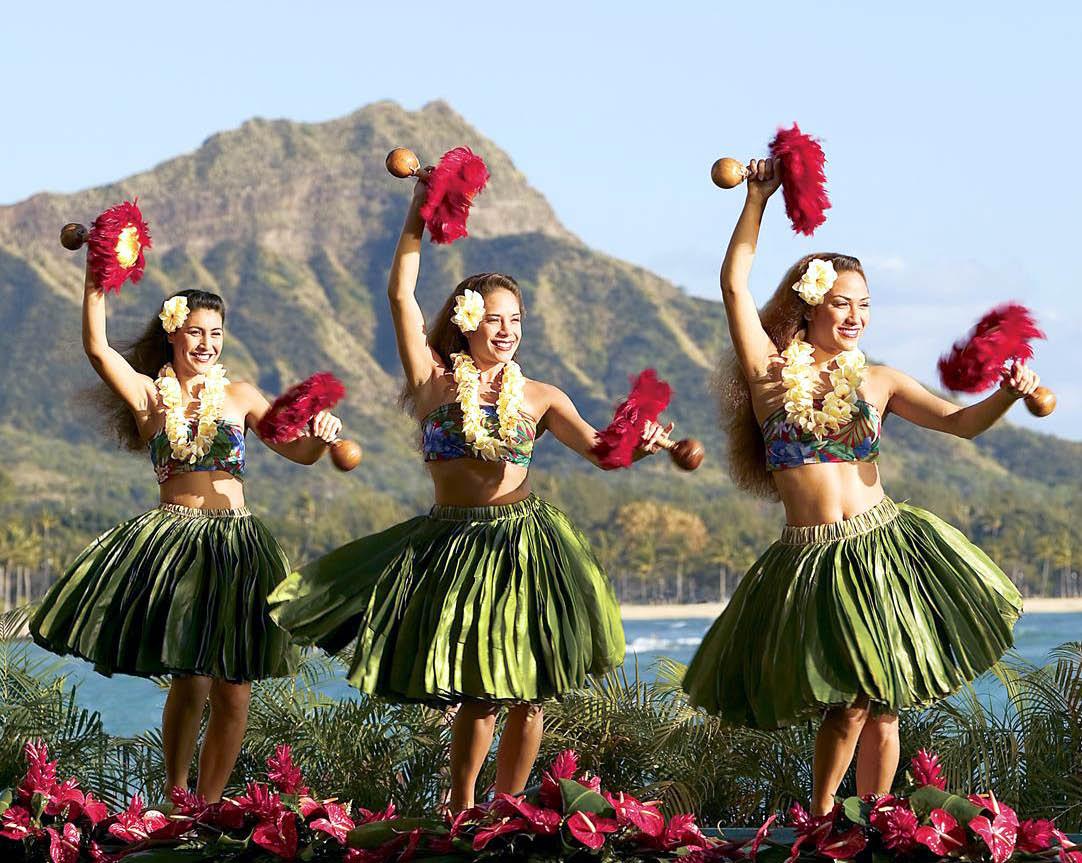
4, 2, 1079, 439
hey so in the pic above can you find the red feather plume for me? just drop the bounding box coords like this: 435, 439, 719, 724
769, 124, 830, 236
591, 369, 672, 469
419, 147, 490, 244
938, 303, 1044, 393
87, 200, 152, 294
258, 373, 346, 443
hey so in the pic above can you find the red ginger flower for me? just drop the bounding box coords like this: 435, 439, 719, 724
18, 739, 58, 802
1018, 819, 1057, 853
912, 748, 948, 789
915, 808, 968, 856
870, 799, 920, 853
655, 812, 712, 851
540, 749, 581, 808
266, 744, 309, 795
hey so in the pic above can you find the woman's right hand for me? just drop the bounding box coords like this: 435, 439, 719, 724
746, 157, 782, 202
408, 167, 434, 211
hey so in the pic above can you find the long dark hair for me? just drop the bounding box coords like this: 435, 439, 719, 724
718, 253, 865, 499
94, 290, 227, 451
401, 273, 525, 413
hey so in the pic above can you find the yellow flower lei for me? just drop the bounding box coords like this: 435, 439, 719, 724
451, 352, 525, 461
780, 331, 865, 439
155, 363, 230, 463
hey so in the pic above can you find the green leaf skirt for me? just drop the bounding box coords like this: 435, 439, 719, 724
682, 497, 1023, 729
30, 504, 301, 682
268, 494, 626, 704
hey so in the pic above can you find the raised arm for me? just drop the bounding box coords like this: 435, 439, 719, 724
239, 381, 341, 465
721, 159, 785, 380
388, 173, 440, 393
82, 261, 155, 418
880, 362, 1041, 440
539, 384, 669, 470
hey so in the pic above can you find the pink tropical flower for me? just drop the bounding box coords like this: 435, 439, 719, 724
356, 803, 397, 825
18, 739, 59, 802
1017, 819, 1057, 853
491, 793, 561, 835
915, 808, 968, 856
169, 787, 209, 818
0, 804, 36, 840
820, 826, 868, 859
969, 792, 1019, 863
231, 781, 285, 821
871, 801, 919, 853
567, 810, 620, 849
309, 801, 356, 843
253, 811, 299, 859
1061, 850, 1082, 863
45, 822, 81, 863
108, 795, 172, 843
472, 816, 530, 850
604, 790, 666, 838
266, 745, 309, 796
658, 812, 711, 851
748, 813, 777, 858
968, 792, 1020, 829
540, 749, 580, 808
912, 749, 948, 790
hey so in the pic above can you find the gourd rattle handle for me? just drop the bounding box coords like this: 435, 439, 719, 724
658, 436, 705, 471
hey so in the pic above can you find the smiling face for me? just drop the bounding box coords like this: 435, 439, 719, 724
465, 287, 522, 366
805, 270, 870, 353
168, 306, 224, 375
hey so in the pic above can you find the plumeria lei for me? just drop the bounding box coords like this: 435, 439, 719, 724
155, 363, 230, 463
781, 331, 866, 439
451, 288, 486, 333
451, 352, 525, 461
792, 257, 837, 306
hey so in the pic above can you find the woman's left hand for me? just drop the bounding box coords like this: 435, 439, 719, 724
638, 420, 675, 455
310, 411, 343, 443
1000, 360, 1040, 399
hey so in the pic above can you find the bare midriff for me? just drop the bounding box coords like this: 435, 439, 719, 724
159, 472, 245, 510
427, 460, 533, 508
772, 461, 885, 527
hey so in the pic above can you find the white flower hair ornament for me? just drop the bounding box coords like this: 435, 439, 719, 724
451, 289, 486, 333
792, 258, 837, 306
159, 296, 190, 333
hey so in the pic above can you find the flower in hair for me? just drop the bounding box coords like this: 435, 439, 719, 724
792, 258, 837, 306
160, 296, 190, 333
451, 289, 486, 333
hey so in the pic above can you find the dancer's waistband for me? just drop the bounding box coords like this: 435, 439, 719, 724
429, 494, 543, 522
780, 497, 899, 545
158, 503, 252, 519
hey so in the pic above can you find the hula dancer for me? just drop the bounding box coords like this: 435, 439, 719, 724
269, 170, 669, 811
30, 260, 342, 803
682, 159, 1033, 811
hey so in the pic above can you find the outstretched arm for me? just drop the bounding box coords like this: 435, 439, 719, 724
540, 385, 670, 470
388, 171, 441, 394
721, 159, 785, 380
882, 362, 1041, 439
82, 260, 155, 419
239, 382, 342, 464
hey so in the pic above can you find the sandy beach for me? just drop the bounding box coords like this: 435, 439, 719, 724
620, 597, 1082, 620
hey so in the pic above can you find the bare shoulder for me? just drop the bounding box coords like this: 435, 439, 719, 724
226, 380, 264, 406
525, 379, 568, 413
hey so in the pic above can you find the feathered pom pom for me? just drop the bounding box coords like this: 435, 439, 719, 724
938, 303, 1044, 393
257, 372, 346, 444
769, 124, 830, 236
87, 200, 152, 294
591, 369, 672, 469
420, 147, 490, 244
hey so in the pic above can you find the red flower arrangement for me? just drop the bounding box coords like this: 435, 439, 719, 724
591, 369, 672, 469
257, 372, 346, 444
86, 200, 152, 294
419, 146, 490, 244
938, 303, 1045, 393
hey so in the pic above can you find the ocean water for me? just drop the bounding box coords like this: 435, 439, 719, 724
18, 611, 1081, 737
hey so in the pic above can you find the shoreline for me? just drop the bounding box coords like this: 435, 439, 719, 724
619, 597, 1082, 620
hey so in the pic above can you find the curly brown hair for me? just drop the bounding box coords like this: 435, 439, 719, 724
718, 253, 865, 499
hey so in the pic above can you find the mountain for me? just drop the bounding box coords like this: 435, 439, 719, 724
0, 100, 1077, 596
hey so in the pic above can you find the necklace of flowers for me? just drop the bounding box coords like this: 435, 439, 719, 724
780, 331, 866, 439
155, 363, 230, 463
450, 352, 526, 461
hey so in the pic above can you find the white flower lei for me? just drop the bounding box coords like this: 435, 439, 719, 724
451, 352, 525, 461
780, 331, 866, 439
155, 363, 230, 463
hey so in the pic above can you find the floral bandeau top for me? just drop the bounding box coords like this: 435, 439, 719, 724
149, 420, 247, 484
762, 397, 881, 471
421, 403, 536, 466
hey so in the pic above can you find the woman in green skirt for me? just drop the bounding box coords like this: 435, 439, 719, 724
682, 158, 1037, 813
269, 170, 668, 811
31, 257, 342, 802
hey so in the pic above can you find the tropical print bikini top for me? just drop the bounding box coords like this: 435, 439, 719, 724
421, 403, 536, 466
762, 397, 881, 471
149, 420, 247, 484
